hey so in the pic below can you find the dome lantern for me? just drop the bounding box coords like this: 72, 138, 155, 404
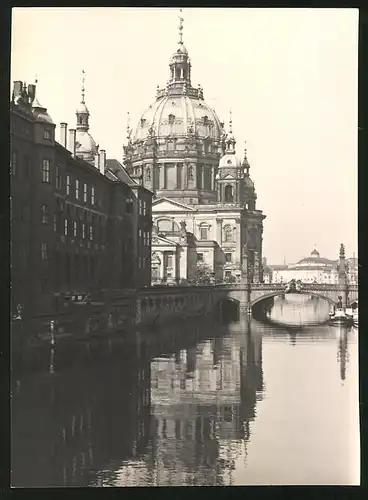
76, 69, 90, 131
166, 10, 193, 94
74, 70, 98, 163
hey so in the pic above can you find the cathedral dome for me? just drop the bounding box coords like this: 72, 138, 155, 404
133, 94, 222, 142
75, 130, 98, 155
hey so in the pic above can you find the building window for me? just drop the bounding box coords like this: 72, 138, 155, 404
64, 218, 68, 236
82, 223, 85, 239
24, 154, 31, 180
76, 179, 80, 199
73, 221, 77, 237
225, 270, 232, 278
143, 200, 146, 215
224, 184, 234, 203
41, 159, 50, 183
197, 253, 204, 262
21, 204, 30, 223
126, 197, 133, 213
44, 129, 51, 140
56, 165, 62, 189
41, 243, 48, 260
89, 225, 93, 241
53, 214, 57, 232
91, 186, 95, 205
224, 225, 233, 243
200, 225, 208, 240
11, 150, 18, 176
225, 253, 232, 263
66, 174, 71, 195
83, 183, 88, 202
41, 204, 49, 224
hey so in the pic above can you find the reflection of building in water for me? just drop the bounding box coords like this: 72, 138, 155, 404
11, 346, 152, 487
124, 328, 264, 486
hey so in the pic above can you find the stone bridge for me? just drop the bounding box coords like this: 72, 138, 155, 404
133, 282, 358, 326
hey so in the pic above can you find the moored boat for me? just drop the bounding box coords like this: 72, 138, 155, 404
329, 308, 353, 326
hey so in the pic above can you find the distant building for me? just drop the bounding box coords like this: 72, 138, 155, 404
122, 16, 266, 284
10, 79, 153, 321
268, 248, 358, 284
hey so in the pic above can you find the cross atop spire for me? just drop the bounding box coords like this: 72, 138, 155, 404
229, 110, 233, 133
178, 9, 184, 44
81, 69, 86, 103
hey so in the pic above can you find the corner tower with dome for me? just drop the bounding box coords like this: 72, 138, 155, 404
123, 12, 266, 285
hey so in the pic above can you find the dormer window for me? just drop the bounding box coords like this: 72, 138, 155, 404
168, 114, 175, 124
140, 118, 146, 127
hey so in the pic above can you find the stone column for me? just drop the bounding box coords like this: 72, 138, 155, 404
235, 219, 241, 264
159, 165, 165, 189
216, 218, 223, 245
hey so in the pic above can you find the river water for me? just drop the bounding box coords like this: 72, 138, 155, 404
11, 296, 360, 486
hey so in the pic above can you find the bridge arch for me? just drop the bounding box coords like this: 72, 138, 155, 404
251, 291, 338, 308
215, 297, 240, 323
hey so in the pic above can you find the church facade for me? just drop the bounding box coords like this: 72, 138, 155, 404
123, 15, 266, 284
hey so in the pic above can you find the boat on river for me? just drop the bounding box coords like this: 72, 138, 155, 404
329, 308, 353, 326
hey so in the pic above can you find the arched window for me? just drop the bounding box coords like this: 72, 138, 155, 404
157, 218, 181, 236
225, 184, 234, 203
224, 225, 233, 243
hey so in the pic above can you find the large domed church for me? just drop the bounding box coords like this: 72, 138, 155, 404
123, 13, 266, 284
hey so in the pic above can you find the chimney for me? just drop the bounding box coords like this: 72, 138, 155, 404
99, 149, 106, 174
13, 81, 23, 97
60, 123, 67, 148
68, 129, 76, 158
94, 153, 100, 170
27, 84, 36, 103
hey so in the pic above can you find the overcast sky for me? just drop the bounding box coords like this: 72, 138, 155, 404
11, 8, 358, 264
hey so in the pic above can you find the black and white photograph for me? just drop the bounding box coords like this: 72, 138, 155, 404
10, 7, 359, 487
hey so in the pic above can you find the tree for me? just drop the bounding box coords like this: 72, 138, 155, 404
194, 262, 214, 284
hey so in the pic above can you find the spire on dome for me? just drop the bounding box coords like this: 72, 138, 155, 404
81, 69, 86, 103
243, 141, 250, 174
225, 110, 236, 153
76, 69, 90, 131
126, 111, 132, 144
178, 9, 184, 45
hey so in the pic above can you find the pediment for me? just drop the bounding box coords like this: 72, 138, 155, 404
220, 174, 236, 180
152, 197, 195, 213
152, 235, 177, 247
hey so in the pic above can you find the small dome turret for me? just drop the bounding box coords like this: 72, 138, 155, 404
75, 70, 98, 162
31, 78, 54, 124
